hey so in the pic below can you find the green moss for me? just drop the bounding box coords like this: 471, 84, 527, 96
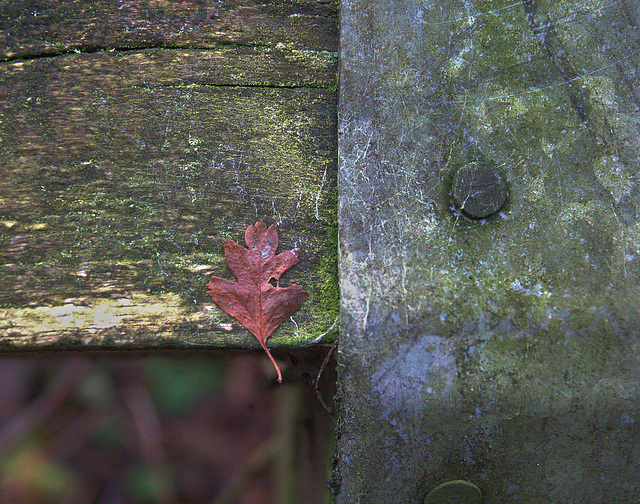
1, 75, 338, 349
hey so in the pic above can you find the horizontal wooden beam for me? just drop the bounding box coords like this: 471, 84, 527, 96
0, 0, 339, 351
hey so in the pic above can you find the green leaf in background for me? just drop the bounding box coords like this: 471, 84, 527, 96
77, 364, 116, 408
143, 358, 225, 415
0, 440, 77, 501
126, 463, 175, 504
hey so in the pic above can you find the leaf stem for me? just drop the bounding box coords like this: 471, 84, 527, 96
262, 342, 283, 383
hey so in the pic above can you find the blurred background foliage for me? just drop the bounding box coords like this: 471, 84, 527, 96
0, 352, 336, 504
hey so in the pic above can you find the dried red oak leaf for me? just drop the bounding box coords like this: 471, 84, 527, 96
206, 220, 308, 382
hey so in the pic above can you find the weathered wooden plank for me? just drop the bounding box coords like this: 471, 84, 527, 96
335, 0, 640, 502
0, 0, 338, 352
0, 0, 338, 59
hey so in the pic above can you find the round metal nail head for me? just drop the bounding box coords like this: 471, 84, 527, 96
452, 162, 507, 219
424, 480, 482, 504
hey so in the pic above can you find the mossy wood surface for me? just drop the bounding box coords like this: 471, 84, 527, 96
0, 0, 339, 351
336, 0, 640, 502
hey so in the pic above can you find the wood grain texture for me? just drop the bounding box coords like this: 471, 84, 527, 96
0, 0, 338, 59
0, 0, 338, 352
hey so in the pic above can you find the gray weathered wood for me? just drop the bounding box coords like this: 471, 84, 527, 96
0, 0, 339, 352
335, 0, 640, 502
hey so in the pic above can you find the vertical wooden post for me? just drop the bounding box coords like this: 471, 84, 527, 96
336, 0, 640, 501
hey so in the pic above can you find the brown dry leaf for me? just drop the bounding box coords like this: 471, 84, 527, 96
206, 220, 308, 382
